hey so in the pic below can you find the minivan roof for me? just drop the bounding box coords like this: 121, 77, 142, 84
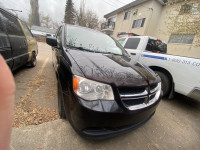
0, 6, 18, 19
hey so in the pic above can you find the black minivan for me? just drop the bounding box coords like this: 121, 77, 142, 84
0, 7, 38, 71
46, 24, 162, 140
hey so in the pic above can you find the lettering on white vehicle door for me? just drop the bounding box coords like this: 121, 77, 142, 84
168, 58, 200, 67
142, 54, 200, 67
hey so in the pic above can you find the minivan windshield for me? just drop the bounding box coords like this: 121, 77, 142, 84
66, 25, 125, 55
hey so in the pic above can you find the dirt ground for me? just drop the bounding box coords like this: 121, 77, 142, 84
12, 42, 200, 150
13, 42, 59, 127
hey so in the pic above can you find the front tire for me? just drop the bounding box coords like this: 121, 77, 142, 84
155, 71, 171, 97
57, 81, 67, 119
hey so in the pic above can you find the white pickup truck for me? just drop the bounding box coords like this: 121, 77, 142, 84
118, 36, 200, 101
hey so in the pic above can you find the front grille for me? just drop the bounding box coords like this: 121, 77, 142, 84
122, 97, 147, 106
119, 88, 147, 95
119, 84, 160, 110
119, 87, 148, 98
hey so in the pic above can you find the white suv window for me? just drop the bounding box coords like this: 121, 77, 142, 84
118, 38, 126, 45
124, 38, 141, 49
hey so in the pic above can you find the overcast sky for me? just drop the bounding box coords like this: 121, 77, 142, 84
1, 0, 134, 23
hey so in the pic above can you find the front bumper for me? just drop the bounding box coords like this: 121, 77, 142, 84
63, 91, 161, 140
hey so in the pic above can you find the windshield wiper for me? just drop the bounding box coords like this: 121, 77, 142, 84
67, 45, 102, 53
103, 52, 122, 56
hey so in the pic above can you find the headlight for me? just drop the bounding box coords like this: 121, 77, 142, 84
73, 75, 114, 101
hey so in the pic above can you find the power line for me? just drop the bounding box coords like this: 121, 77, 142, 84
110, 0, 125, 7
115, 0, 126, 5
109, 0, 124, 7
102, 0, 120, 9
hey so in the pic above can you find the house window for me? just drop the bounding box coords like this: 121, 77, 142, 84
108, 17, 115, 23
168, 34, 195, 44
124, 11, 131, 20
179, 3, 200, 14
132, 18, 145, 28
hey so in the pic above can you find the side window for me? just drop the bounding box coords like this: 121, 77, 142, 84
124, 38, 140, 49
146, 39, 167, 54
118, 38, 126, 45
0, 12, 5, 33
21, 21, 33, 37
0, 16, 4, 33
1, 11, 24, 36
0, 11, 11, 48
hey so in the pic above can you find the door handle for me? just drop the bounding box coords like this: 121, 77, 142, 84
24, 40, 27, 46
130, 53, 136, 55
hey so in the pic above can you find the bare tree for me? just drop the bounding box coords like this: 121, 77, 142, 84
40, 13, 61, 29
85, 10, 99, 30
75, 0, 100, 30
41, 14, 52, 28
51, 21, 60, 29
75, 0, 86, 26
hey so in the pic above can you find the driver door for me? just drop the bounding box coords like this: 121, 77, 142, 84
122, 37, 142, 64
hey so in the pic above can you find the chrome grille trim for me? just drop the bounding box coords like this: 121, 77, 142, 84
119, 83, 161, 111
121, 96, 147, 100
150, 83, 159, 93
120, 90, 148, 98
126, 92, 160, 111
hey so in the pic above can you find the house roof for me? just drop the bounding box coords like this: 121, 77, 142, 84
31, 25, 56, 34
104, 0, 166, 18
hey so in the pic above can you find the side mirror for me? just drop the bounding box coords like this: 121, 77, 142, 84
46, 36, 57, 47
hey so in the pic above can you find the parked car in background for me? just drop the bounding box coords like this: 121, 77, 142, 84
118, 36, 200, 101
46, 24, 162, 140
0, 7, 38, 71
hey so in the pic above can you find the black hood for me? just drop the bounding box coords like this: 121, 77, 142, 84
68, 50, 159, 88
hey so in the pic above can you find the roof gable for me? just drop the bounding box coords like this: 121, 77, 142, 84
104, 0, 165, 18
